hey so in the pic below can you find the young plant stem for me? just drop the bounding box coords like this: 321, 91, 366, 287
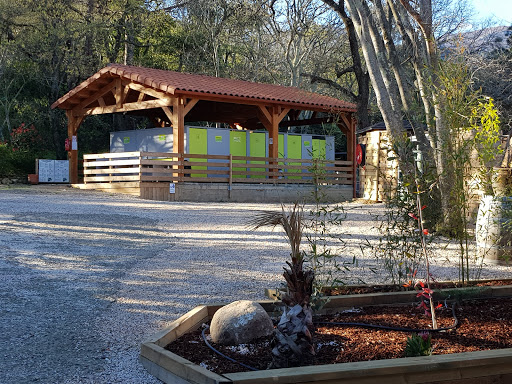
415, 180, 438, 330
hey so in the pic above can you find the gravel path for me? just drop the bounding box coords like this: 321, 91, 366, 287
1, 185, 510, 383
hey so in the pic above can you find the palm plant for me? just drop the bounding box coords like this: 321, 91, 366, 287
248, 203, 315, 368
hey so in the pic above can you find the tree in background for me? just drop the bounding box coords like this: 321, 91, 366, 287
325, 0, 509, 231
0, 0, 509, 185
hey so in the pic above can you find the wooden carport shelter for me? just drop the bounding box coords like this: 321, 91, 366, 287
51, 64, 357, 187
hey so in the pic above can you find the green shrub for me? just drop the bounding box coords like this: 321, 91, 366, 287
0, 143, 38, 177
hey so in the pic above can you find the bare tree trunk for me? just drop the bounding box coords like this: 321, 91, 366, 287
322, 0, 371, 129
400, 0, 455, 227
124, 20, 134, 66
388, 0, 435, 152
345, 0, 406, 145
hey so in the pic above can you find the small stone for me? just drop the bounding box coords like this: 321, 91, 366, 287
210, 300, 274, 345
1, 178, 11, 185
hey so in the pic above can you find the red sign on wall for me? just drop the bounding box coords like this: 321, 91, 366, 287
356, 144, 366, 166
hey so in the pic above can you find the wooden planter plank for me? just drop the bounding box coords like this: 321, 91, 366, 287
140, 343, 230, 384
140, 355, 191, 384
223, 349, 512, 384
144, 305, 209, 347
141, 286, 512, 384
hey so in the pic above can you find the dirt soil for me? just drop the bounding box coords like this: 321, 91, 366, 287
167, 297, 512, 374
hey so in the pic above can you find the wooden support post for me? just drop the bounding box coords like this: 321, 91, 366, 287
257, 105, 289, 179
337, 114, 357, 198
166, 97, 197, 182
115, 78, 123, 108
171, 97, 185, 154
66, 111, 84, 184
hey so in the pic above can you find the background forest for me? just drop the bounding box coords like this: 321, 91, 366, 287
0, 0, 510, 178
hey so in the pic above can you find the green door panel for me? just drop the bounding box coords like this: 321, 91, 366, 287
230, 131, 247, 178
287, 135, 302, 180
312, 139, 326, 160
278, 134, 285, 178
188, 128, 207, 178
249, 132, 266, 178
311, 138, 327, 180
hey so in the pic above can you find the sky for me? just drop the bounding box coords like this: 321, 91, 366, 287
471, 0, 512, 25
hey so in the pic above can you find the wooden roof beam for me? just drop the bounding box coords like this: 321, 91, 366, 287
258, 105, 272, 128
280, 116, 335, 128
115, 78, 122, 108
124, 81, 172, 102
175, 90, 353, 113
161, 106, 174, 122
160, 97, 198, 122
74, 98, 174, 117
183, 98, 199, 116
71, 81, 118, 113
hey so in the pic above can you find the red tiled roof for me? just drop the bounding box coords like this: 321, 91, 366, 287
52, 64, 357, 112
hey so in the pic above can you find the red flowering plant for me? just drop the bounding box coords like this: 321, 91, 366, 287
402, 188, 440, 329
10, 123, 42, 152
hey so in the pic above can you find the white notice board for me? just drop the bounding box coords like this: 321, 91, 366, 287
38, 160, 55, 183
54, 160, 69, 183
38, 159, 70, 183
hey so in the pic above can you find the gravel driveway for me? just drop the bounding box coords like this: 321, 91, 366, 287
1, 185, 510, 383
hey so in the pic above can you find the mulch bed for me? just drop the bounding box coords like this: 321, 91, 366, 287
322, 279, 512, 296
166, 297, 512, 374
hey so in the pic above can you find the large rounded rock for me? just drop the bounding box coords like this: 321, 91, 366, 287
210, 300, 274, 345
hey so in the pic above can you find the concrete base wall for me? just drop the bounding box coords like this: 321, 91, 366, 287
140, 182, 352, 203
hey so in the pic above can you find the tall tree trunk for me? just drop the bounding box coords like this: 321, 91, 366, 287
322, 0, 371, 129
345, 0, 407, 145
387, 0, 434, 153
400, 0, 455, 229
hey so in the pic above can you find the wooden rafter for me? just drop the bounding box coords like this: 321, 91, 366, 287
160, 98, 198, 122
277, 107, 290, 123
183, 98, 199, 116
122, 85, 130, 104
71, 81, 117, 113
75, 99, 174, 117
340, 114, 352, 132
257, 105, 272, 127
161, 106, 174, 122
280, 116, 335, 128
124, 81, 172, 102
72, 76, 187, 117
115, 78, 122, 108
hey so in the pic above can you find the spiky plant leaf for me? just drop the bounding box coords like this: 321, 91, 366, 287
247, 203, 303, 261
248, 202, 315, 368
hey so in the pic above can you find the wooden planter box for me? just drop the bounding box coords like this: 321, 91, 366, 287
264, 279, 512, 311
140, 285, 512, 384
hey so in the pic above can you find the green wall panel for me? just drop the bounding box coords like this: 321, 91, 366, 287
278, 134, 285, 158
230, 131, 247, 178
278, 134, 285, 178
312, 139, 326, 160
188, 128, 207, 178
287, 134, 302, 179
249, 132, 266, 178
